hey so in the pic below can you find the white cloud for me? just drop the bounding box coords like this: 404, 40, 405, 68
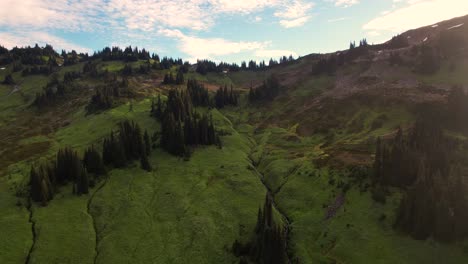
364, 0, 468, 33
328, 17, 350, 23
0, 31, 91, 53
280, 16, 311, 28
0, 0, 314, 32
158, 28, 268, 62
0, 0, 107, 31
327, 0, 359, 7
274, 0, 314, 28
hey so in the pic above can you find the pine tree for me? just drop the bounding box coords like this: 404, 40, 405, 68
83, 146, 106, 176
144, 130, 151, 155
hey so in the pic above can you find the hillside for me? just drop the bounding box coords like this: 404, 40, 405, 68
1, 15, 468, 264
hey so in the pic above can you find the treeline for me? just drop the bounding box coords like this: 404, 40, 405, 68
151, 82, 221, 157
195, 56, 295, 75
33, 74, 84, 108
21, 57, 58, 76
86, 77, 130, 114
162, 69, 184, 85
102, 120, 152, 171
0, 44, 58, 65
30, 120, 152, 206
30, 147, 105, 205
215, 85, 238, 108
232, 195, 288, 264
373, 121, 468, 241
311, 39, 370, 76
249, 75, 281, 102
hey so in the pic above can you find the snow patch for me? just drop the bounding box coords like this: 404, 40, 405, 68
0, 67, 5, 70
448, 23, 464, 30
432, 24, 438, 28
423, 37, 428, 42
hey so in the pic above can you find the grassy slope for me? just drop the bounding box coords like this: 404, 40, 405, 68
1, 59, 468, 264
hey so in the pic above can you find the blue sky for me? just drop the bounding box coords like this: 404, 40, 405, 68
0, 0, 467, 63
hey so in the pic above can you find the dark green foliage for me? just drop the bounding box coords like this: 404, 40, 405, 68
138, 63, 151, 74
373, 121, 468, 241
144, 130, 151, 155
63, 71, 81, 83
30, 166, 54, 206
416, 45, 440, 75
175, 68, 184, 84
446, 86, 468, 132
186, 79, 210, 107
122, 64, 133, 75
102, 120, 148, 168
155, 87, 219, 157
83, 61, 99, 77
30, 147, 90, 205
232, 195, 287, 264
86, 78, 129, 114
21, 65, 55, 76
93, 46, 151, 62
33, 77, 77, 108
249, 75, 281, 102
63, 50, 81, 66
162, 68, 185, 85
215, 85, 238, 108
312, 56, 337, 76
4, 44, 59, 66
83, 146, 106, 176
140, 154, 152, 171
2, 74, 14, 85
151, 95, 164, 120
163, 72, 175, 85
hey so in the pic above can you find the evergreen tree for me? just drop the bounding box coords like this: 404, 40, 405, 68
144, 130, 151, 155
2, 74, 15, 85
83, 146, 106, 176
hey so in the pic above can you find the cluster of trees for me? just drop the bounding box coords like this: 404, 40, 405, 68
90, 46, 185, 70
186, 79, 210, 107
21, 65, 55, 76
373, 121, 468, 241
152, 86, 220, 156
446, 86, 468, 131
162, 70, 184, 85
249, 75, 281, 102
33, 78, 70, 108
30, 147, 104, 205
232, 195, 288, 264
349, 39, 369, 50
63, 71, 82, 83
214, 85, 238, 108
83, 61, 99, 77
2, 44, 58, 65
2, 74, 14, 85
102, 120, 152, 171
312, 56, 340, 75
87, 77, 129, 114
195, 56, 295, 75
92, 46, 152, 62
415, 45, 440, 75
62, 50, 88, 66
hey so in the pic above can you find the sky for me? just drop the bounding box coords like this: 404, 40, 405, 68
0, 0, 467, 63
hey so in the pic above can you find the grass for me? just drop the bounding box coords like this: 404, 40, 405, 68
251, 124, 468, 264
1, 60, 468, 264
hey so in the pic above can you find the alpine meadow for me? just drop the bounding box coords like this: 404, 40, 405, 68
1, 1, 468, 263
